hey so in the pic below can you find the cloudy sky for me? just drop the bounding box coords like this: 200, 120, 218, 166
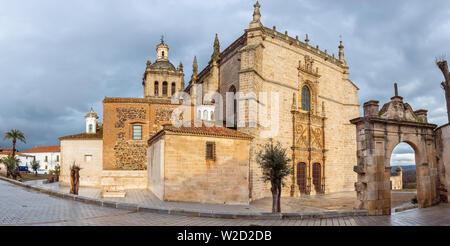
1, 0, 449, 166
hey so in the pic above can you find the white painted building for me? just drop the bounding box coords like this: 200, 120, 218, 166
0, 148, 35, 173
22, 146, 60, 171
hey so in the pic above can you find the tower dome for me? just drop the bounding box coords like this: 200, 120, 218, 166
151, 36, 176, 71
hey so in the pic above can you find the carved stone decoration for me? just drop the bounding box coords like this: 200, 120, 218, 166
311, 127, 323, 149
115, 107, 146, 128
153, 108, 174, 134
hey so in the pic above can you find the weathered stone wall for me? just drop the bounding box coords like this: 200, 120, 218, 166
160, 134, 250, 205
60, 139, 103, 187
436, 124, 450, 202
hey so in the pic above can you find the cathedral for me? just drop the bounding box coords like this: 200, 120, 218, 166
59, 2, 359, 204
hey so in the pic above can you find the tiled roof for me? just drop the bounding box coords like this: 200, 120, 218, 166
148, 121, 252, 144
58, 129, 103, 141
22, 145, 60, 153
0, 149, 36, 157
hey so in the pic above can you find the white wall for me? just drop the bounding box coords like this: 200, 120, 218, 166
24, 152, 60, 171
60, 139, 103, 187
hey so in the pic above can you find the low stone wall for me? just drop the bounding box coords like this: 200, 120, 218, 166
101, 170, 147, 189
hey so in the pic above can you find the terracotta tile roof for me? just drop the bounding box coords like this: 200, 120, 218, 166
0, 148, 37, 157
58, 129, 103, 141
22, 145, 60, 153
148, 121, 252, 144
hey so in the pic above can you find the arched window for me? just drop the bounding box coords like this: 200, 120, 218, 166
210, 111, 214, 121
203, 110, 208, 120
229, 85, 237, 127
197, 110, 201, 120
171, 82, 176, 95
162, 51, 165, 57
301, 86, 311, 111
88, 124, 93, 133
154, 81, 159, 96
162, 81, 168, 96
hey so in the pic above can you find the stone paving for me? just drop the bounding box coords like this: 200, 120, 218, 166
26, 180, 413, 213
2, 179, 450, 226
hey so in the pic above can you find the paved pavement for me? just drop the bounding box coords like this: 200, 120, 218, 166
1, 179, 450, 226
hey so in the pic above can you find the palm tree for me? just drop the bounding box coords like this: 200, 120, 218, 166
3, 129, 26, 157
31, 159, 40, 176
256, 139, 292, 213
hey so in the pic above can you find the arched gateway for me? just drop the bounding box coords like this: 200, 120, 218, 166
351, 84, 440, 215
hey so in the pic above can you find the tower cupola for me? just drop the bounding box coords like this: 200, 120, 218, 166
156, 36, 169, 62
85, 108, 99, 133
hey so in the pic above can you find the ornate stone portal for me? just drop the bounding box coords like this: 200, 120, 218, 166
351, 84, 439, 215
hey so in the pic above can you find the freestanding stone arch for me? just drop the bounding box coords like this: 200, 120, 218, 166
351, 86, 439, 215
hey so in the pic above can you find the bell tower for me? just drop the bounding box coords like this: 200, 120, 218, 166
85, 108, 98, 133
142, 37, 184, 98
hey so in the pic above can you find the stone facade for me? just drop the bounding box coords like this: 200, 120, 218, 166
186, 3, 359, 200
147, 125, 252, 205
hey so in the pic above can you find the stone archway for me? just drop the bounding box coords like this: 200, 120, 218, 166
351, 87, 439, 215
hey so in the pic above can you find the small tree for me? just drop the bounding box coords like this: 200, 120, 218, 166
0, 155, 20, 180
256, 139, 292, 213
31, 160, 40, 176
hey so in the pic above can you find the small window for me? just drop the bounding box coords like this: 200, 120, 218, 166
162, 51, 165, 57
133, 125, 142, 140
203, 110, 208, 120
210, 111, 214, 121
85, 155, 92, 162
206, 142, 216, 160
154, 81, 159, 96
45, 156, 48, 162
89, 124, 93, 133
197, 110, 201, 120
56, 155, 59, 162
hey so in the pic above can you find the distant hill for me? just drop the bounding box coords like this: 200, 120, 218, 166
391, 165, 416, 172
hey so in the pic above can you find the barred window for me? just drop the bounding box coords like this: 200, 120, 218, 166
132, 125, 142, 140
206, 142, 215, 160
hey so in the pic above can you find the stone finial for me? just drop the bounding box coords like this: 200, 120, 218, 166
146, 60, 151, 69
160, 35, 164, 45
339, 39, 346, 66
305, 34, 309, 44
253, 1, 261, 22
191, 56, 198, 81
179, 61, 183, 71
391, 82, 403, 101
211, 33, 220, 61
250, 1, 262, 28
